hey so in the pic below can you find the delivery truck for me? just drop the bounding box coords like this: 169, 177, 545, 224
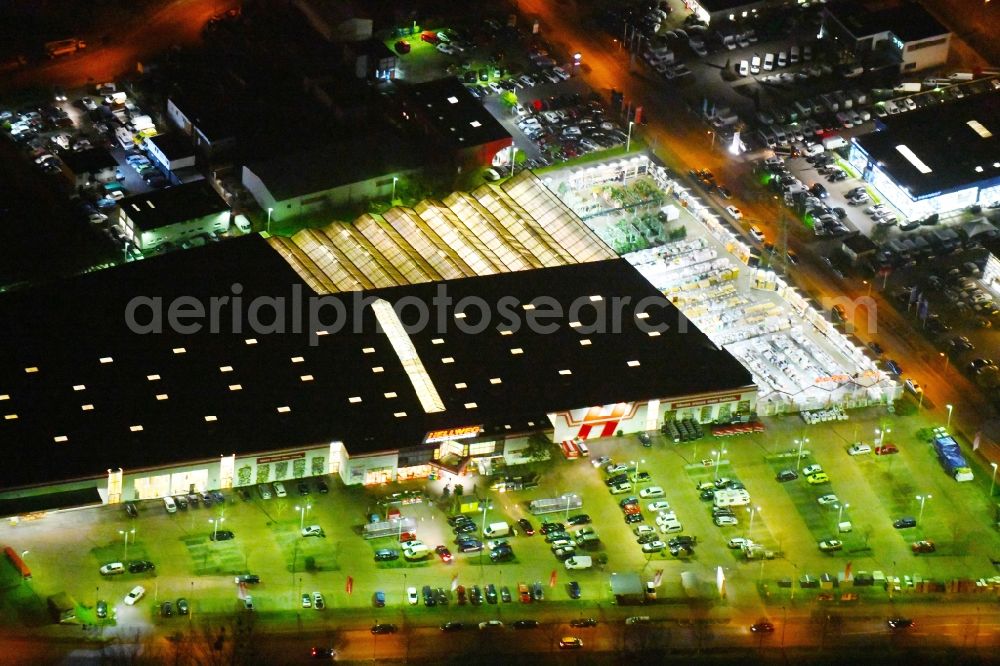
45, 38, 86, 58
483, 521, 510, 538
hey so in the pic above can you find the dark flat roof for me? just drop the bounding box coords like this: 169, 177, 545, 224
120, 181, 229, 231
60, 148, 117, 174
0, 237, 751, 490
401, 78, 512, 150
854, 92, 1000, 197
827, 1, 948, 42
148, 133, 194, 161
243, 126, 423, 200
699, 0, 761, 12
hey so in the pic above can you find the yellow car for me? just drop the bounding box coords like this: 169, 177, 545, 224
559, 637, 583, 649
806, 472, 830, 485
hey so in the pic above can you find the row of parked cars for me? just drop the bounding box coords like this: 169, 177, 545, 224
513, 95, 627, 162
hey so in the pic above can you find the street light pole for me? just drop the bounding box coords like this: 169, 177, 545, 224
837, 502, 850, 525
747, 505, 760, 541
564, 494, 576, 521
916, 494, 932, 523
266, 207, 273, 234
713, 449, 727, 478
946, 404, 954, 429
626, 120, 635, 151
795, 438, 808, 471
210, 517, 224, 540
295, 504, 311, 531
119, 528, 134, 561
990, 463, 998, 497
391, 177, 398, 203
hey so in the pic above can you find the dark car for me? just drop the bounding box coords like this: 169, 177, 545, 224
470, 585, 483, 605
776, 469, 799, 482
238, 488, 251, 501
371, 624, 397, 634
124, 503, 138, 518
490, 546, 514, 562
210, 530, 234, 541
394, 40, 411, 54
441, 622, 465, 632
540, 522, 565, 535
374, 549, 398, 562
532, 581, 544, 601
316, 480, 329, 493
568, 581, 581, 599
448, 514, 473, 526
161, 601, 173, 617
96, 600, 108, 619
517, 518, 535, 535
513, 619, 539, 629
699, 489, 715, 500
458, 540, 483, 553
887, 617, 913, 629
128, 560, 155, 574
884, 359, 903, 375
297, 482, 310, 496
187, 493, 200, 507
422, 585, 436, 607
750, 621, 774, 633
624, 512, 644, 524
486, 583, 498, 604
235, 574, 260, 584
176, 598, 189, 615
893, 517, 917, 529
453, 522, 477, 534
570, 617, 598, 627
311, 647, 335, 658
174, 495, 188, 510
501, 585, 512, 603
435, 588, 449, 605
567, 514, 591, 526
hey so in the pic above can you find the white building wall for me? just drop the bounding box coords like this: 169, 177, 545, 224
166, 98, 193, 135
901, 34, 950, 72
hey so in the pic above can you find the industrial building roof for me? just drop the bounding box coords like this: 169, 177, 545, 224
826, 1, 949, 42
60, 148, 117, 174
120, 180, 229, 232
148, 133, 195, 161
853, 91, 1000, 198
0, 236, 751, 491
397, 78, 512, 150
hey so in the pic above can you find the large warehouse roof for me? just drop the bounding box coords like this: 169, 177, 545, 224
0, 172, 752, 490
854, 91, 1000, 198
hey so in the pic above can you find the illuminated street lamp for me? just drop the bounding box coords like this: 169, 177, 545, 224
794, 438, 809, 471
295, 504, 312, 531
916, 494, 932, 523
209, 517, 225, 541
707, 129, 715, 149
630, 459, 646, 480
266, 207, 274, 234
391, 176, 398, 203
626, 121, 635, 151
876, 427, 890, 447
711, 448, 727, 478
563, 494, 578, 520
990, 462, 998, 498
946, 404, 953, 429
119, 528, 135, 561
573, 52, 582, 68
746, 505, 761, 541
837, 502, 850, 525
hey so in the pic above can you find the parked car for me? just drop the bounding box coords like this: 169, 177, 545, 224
124, 586, 145, 606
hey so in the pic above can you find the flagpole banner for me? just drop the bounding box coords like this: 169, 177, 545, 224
549, 569, 558, 587
451, 575, 459, 592
346, 576, 354, 595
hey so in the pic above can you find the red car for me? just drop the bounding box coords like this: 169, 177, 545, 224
456, 585, 467, 604
435, 545, 453, 563
911, 540, 935, 554
875, 444, 899, 455
394, 40, 410, 54
623, 504, 641, 516
420, 31, 440, 44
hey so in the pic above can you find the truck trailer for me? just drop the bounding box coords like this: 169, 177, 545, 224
933, 433, 974, 482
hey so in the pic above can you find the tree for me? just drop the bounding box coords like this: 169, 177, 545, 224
454, 484, 464, 497
524, 434, 552, 462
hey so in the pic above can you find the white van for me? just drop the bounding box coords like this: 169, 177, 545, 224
163, 495, 177, 513
403, 544, 431, 560
848, 442, 872, 455
714, 489, 751, 507
564, 555, 593, 570
484, 522, 511, 538
272, 482, 287, 498
575, 440, 589, 457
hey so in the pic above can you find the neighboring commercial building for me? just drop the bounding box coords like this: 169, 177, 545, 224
688, 0, 790, 25
847, 92, 1000, 219
293, 0, 373, 42
985, 237, 1000, 296
166, 92, 239, 159
346, 38, 397, 81
145, 133, 196, 175
241, 127, 423, 224
392, 78, 513, 172
60, 148, 118, 188
822, 0, 951, 73
117, 180, 230, 250
0, 172, 754, 514
842, 233, 877, 264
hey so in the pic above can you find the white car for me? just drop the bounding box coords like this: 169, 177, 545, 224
763, 53, 775, 71
655, 511, 678, 525
552, 66, 570, 80
647, 501, 671, 512
301, 525, 325, 537
272, 482, 287, 498
400, 540, 424, 550
817, 494, 839, 506
488, 81, 504, 95
777, 51, 787, 67
750, 55, 761, 74
802, 464, 823, 476
749, 226, 766, 242
436, 43, 458, 55
903, 97, 916, 111
124, 585, 145, 605
714, 515, 738, 526
642, 540, 666, 553
738, 60, 749, 77
564, 556, 593, 570
639, 486, 664, 499
633, 524, 656, 536
848, 443, 872, 455
100, 562, 125, 576
407, 586, 419, 605
728, 537, 753, 549
725, 205, 743, 220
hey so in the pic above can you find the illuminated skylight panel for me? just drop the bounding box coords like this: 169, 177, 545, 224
895, 144, 932, 174
276, 406, 291, 413
967, 120, 992, 138
627, 360, 641, 367
54, 435, 68, 443
147, 374, 161, 381
348, 396, 362, 403
129, 425, 143, 432
205, 415, 218, 422
371, 299, 445, 414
